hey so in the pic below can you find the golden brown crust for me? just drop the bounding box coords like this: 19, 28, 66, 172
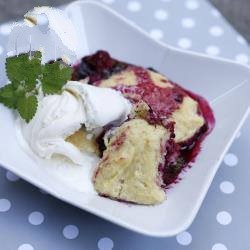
99, 69, 137, 88
66, 128, 100, 156
148, 70, 173, 88
171, 97, 204, 143
94, 119, 169, 205
98, 68, 173, 89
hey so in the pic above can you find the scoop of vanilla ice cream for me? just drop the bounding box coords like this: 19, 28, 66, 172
21, 81, 132, 165
64, 81, 132, 130
22, 90, 85, 165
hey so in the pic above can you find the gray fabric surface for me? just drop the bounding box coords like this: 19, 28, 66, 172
210, 0, 250, 43
0, 0, 249, 250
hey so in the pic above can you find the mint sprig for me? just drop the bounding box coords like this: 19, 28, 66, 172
0, 52, 73, 122
0, 84, 16, 109
17, 95, 38, 123
6, 51, 42, 91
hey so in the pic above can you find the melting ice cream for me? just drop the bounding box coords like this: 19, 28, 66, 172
21, 81, 132, 165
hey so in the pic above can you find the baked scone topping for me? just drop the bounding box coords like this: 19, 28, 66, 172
94, 119, 168, 205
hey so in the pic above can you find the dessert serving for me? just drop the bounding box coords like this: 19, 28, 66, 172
72, 51, 215, 204
0, 7, 214, 205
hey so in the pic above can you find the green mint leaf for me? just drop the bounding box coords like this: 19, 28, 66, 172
41, 61, 72, 94
17, 95, 38, 122
6, 51, 42, 91
0, 84, 17, 109
3, 52, 72, 123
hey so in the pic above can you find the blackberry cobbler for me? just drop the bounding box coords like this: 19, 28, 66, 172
69, 50, 215, 205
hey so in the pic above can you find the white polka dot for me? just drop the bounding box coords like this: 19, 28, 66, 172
235, 53, 249, 64
209, 26, 224, 37
176, 231, 192, 246
178, 38, 192, 49
154, 10, 168, 20
185, 0, 199, 10
237, 35, 247, 45
127, 1, 141, 12
0, 46, 4, 55
0, 199, 11, 212
205, 46, 220, 56
28, 211, 44, 225
224, 153, 238, 167
0, 24, 11, 35
101, 0, 115, 4
18, 244, 34, 250
150, 29, 164, 40
216, 211, 232, 225
98, 237, 114, 250
220, 181, 235, 194
212, 243, 227, 250
181, 18, 195, 28
6, 171, 20, 182
211, 9, 221, 18
63, 225, 79, 239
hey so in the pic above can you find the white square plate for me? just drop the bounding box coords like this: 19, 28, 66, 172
0, 0, 250, 237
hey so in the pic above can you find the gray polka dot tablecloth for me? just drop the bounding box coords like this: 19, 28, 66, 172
0, 0, 250, 250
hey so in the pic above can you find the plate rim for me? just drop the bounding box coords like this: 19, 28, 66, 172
0, 0, 249, 237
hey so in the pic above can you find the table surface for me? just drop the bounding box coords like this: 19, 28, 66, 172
0, 1, 250, 250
